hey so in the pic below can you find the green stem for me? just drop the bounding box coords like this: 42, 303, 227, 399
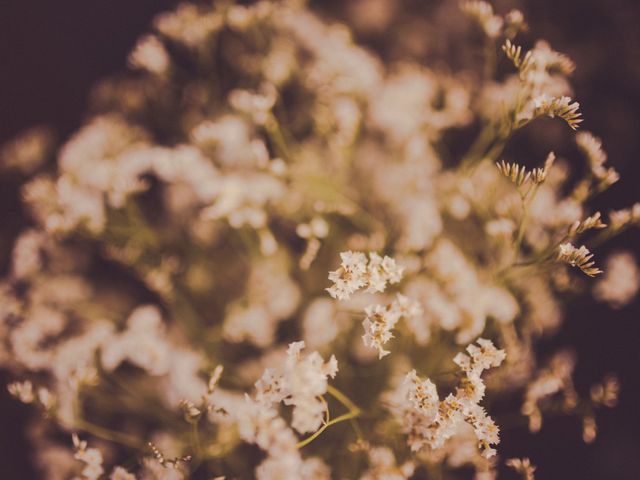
296, 385, 361, 449
513, 184, 540, 263
327, 385, 360, 414
192, 421, 202, 458
296, 410, 360, 449
265, 115, 290, 160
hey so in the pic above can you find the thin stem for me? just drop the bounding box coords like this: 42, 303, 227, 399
296, 411, 360, 449
265, 115, 290, 160
192, 421, 202, 459
296, 385, 362, 449
513, 184, 540, 263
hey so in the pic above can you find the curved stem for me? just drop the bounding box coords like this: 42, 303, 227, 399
296, 410, 360, 449
296, 385, 362, 449
327, 385, 360, 414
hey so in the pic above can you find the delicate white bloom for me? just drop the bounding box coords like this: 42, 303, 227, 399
386, 340, 504, 458
362, 294, 422, 358
453, 338, 506, 377
252, 341, 337, 434
328, 251, 403, 300
327, 251, 368, 300
362, 304, 401, 359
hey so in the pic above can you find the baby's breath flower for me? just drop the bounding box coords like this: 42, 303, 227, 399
387, 339, 505, 458
362, 294, 422, 359
454, 338, 507, 376
404, 370, 439, 422
327, 251, 403, 300
362, 304, 400, 359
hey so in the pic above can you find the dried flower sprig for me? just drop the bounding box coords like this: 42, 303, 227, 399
502, 39, 533, 73
568, 212, 607, 236
496, 160, 531, 187
506, 458, 536, 480
556, 243, 602, 277
533, 94, 583, 130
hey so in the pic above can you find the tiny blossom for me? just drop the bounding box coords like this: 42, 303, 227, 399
454, 338, 507, 374
404, 370, 439, 422
362, 294, 422, 359
253, 341, 337, 434
386, 339, 505, 458
362, 304, 400, 359
327, 251, 403, 300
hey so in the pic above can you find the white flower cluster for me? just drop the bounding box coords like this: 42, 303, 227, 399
0, 0, 636, 477
255, 341, 338, 434
237, 341, 335, 479
387, 339, 506, 459
362, 294, 423, 359
327, 251, 403, 300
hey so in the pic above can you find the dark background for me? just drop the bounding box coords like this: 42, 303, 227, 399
0, 0, 639, 478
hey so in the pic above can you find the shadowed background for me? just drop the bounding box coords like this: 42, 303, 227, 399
0, 0, 638, 478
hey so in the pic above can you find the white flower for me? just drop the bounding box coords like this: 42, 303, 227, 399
327, 251, 369, 300
328, 251, 404, 300
404, 370, 439, 423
